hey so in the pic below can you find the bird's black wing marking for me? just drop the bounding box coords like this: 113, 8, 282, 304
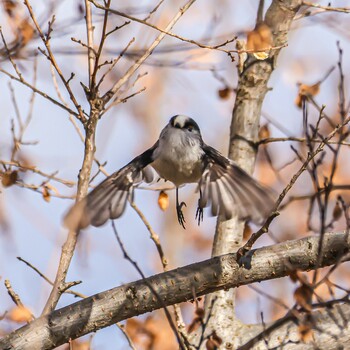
198, 144, 275, 224
64, 142, 158, 230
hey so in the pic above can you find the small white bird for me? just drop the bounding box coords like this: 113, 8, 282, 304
64, 115, 275, 230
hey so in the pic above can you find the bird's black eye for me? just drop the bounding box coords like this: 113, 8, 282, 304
187, 125, 193, 132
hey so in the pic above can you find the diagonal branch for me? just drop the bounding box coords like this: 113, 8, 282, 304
99, 0, 197, 106
1, 232, 349, 349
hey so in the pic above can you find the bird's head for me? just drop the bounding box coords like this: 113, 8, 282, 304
169, 115, 201, 135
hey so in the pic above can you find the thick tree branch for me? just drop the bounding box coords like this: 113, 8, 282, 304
1, 232, 349, 349
205, 0, 303, 344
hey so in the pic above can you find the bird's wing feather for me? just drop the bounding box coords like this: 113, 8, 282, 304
64, 143, 157, 230
198, 145, 275, 224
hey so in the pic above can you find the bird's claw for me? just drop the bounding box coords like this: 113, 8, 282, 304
176, 201, 186, 229
195, 206, 204, 225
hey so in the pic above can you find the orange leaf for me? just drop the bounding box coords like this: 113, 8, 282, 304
18, 18, 35, 45
218, 87, 231, 100
1, 170, 18, 187
206, 331, 222, 350
8, 306, 32, 323
158, 191, 169, 211
295, 82, 321, 108
42, 186, 51, 202
259, 124, 270, 140
247, 23, 272, 60
294, 285, 313, 312
2, 0, 16, 17
299, 321, 314, 343
243, 223, 252, 241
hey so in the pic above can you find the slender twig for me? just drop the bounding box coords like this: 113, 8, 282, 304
238, 114, 350, 258
130, 200, 188, 338
111, 221, 187, 350
16, 257, 86, 299
4, 279, 35, 322
0, 160, 75, 187
100, 0, 196, 105
84, 0, 95, 88
96, 37, 136, 90
0, 68, 80, 118
23, 0, 86, 124
116, 323, 137, 350
130, 201, 167, 269
258, 136, 350, 146
143, 0, 165, 21
302, 1, 350, 13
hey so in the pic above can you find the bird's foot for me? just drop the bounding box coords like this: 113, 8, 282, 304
195, 206, 204, 225
176, 201, 187, 229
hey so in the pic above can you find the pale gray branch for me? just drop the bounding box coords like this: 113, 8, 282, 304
0, 232, 349, 349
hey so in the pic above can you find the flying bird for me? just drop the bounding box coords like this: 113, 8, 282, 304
64, 115, 275, 230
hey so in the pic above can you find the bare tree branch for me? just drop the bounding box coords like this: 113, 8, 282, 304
0, 232, 349, 349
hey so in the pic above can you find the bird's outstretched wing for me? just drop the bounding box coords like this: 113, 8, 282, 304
64, 143, 157, 230
198, 145, 275, 225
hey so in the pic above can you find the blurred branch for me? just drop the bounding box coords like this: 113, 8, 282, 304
4, 279, 35, 323
0, 160, 75, 187
84, 0, 94, 88
302, 1, 350, 13
90, 0, 236, 57
205, 0, 303, 344
23, 0, 86, 125
238, 113, 350, 259
40, 0, 197, 319
100, 0, 197, 106
17, 257, 86, 299
1, 232, 350, 349
111, 221, 186, 350
0, 68, 79, 118
258, 136, 350, 146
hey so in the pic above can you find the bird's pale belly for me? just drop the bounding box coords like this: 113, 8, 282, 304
151, 157, 203, 187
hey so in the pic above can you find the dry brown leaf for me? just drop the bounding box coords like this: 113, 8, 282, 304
218, 87, 231, 100
206, 339, 217, 350
206, 331, 222, 350
1, 170, 18, 187
188, 316, 201, 333
195, 307, 205, 318
243, 223, 252, 241
18, 18, 35, 45
126, 315, 177, 350
8, 306, 32, 323
45, 183, 60, 195
289, 270, 299, 283
247, 23, 272, 60
71, 340, 91, 350
2, 0, 16, 17
299, 322, 314, 343
295, 82, 320, 108
259, 124, 270, 140
188, 307, 205, 333
158, 191, 169, 211
125, 318, 141, 343
42, 186, 51, 202
289, 270, 309, 284
294, 284, 313, 312
332, 202, 342, 221
59, 340, 91, 350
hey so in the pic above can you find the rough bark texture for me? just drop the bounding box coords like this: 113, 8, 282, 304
237, 303, 350, 349
205, 0, 303, 346
0, 232, 348, 350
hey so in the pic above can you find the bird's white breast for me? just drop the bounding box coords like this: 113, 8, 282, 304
151, 128, 204, 186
